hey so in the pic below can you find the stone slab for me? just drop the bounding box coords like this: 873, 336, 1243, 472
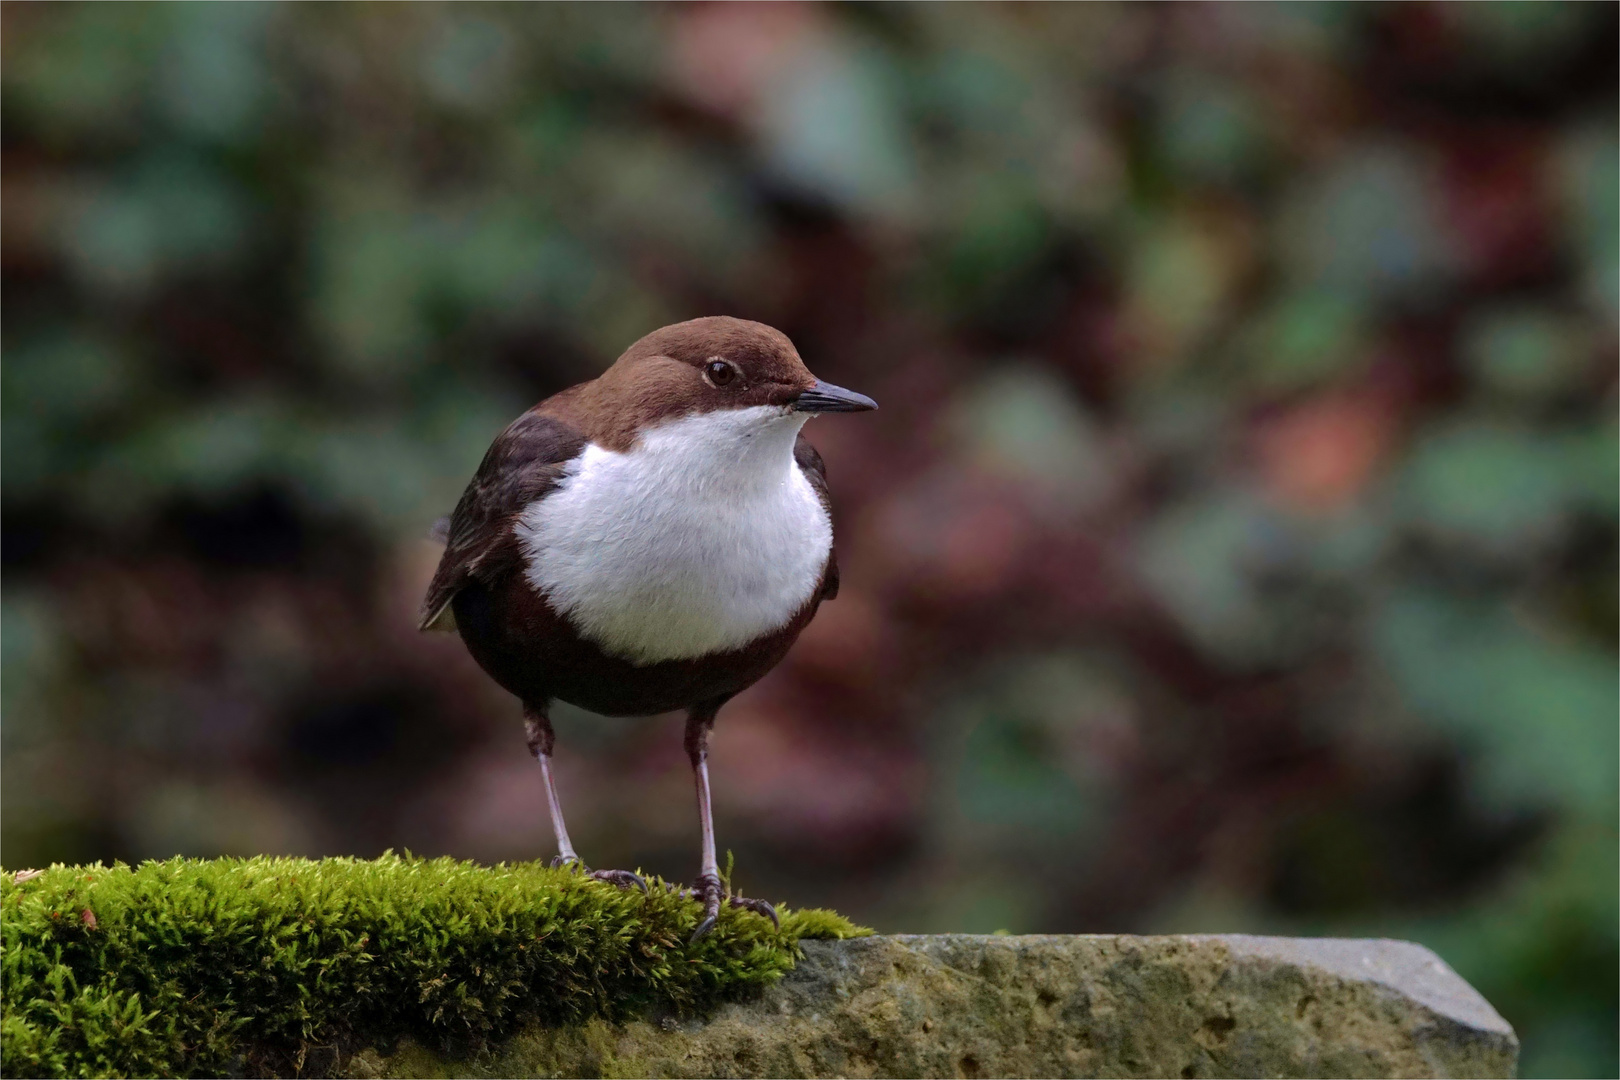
346, 934, 1517, 1079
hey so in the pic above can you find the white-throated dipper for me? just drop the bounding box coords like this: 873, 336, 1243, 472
421, 316, 876, 938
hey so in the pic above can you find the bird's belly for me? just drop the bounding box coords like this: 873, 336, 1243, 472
515, 452, 831, 666
449, 576, 808, 716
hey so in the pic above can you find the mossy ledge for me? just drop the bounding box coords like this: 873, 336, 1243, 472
0, 855, 869, 1079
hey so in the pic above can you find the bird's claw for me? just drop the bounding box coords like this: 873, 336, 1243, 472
551, 856, 647, 893
690, 874, 723, 942
730, 895, 779, 927
687, 873, 778, 942
590, 868, 649, 893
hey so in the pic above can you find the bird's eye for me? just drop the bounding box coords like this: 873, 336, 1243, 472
704, 359, 738, 387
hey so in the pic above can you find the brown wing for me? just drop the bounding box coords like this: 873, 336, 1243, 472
419, 411, 587, 631
794, 432, 839, 601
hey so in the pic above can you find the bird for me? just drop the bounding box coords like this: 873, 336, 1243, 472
420, 316, 876, 937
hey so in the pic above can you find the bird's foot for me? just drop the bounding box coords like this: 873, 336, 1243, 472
550, 856, 648, 893
590, 868, 648, 892
688, 872, 779, 941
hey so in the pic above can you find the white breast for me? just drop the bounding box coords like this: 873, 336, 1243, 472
514, 406, 832, 666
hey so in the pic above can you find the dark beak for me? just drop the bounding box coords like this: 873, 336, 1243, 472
793, 379, 878, 413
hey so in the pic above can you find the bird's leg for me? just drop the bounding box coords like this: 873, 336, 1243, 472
524, 704, 644, 892
524, 706, 578, 864
684, 701, 778, 940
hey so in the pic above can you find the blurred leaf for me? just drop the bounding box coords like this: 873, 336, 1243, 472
311, 199, 439, 378
421, 14, 516, 112
2, 4, 167, 139
958, 713, 1092, 833
1450, 2, 1601, 69
1462, 306, 1596, 398
437, 202, 595, 317
312, 186, 663, 381
1137, 492, 1283, 665
925, 48, 1032, 140
1239, 289, 1368, 391
1395, 422, 1591, 555
1280, 144, 1455, 303
1557, 127, 1620, 316
1155, 73, 1265, 188
951, 366, 1109, 515
921, 43, 1123, 223
0, 410, 53, 500
936, 178, 1050, 316
1, 332, 134, 496
1560, 423, 1619, 519
944, 654, 1127, 845
1124, 212, 1245, 369
3, 332, 132, 424
756, 35, 917, 220
295, 423, 444, 531
574, 132, 766, 288
157, 2, 275, 141
0, 593, 66, 751
65, 155, 252, 296
86, 397, 298, 518
1372, 590, 1618, 814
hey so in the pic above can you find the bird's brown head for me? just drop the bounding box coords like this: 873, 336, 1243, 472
579, 316, 875, 449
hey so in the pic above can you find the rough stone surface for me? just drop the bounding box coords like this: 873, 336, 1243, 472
343, 934, 1517, 1079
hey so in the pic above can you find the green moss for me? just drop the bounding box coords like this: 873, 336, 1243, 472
0, 855, 869, 1079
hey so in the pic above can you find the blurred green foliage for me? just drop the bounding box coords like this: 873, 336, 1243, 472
1, 4, 1614, 1076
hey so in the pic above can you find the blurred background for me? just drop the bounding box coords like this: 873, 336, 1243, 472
2, 3, 1615, 1074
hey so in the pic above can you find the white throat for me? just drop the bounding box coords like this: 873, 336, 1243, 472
515, 406, 832, 665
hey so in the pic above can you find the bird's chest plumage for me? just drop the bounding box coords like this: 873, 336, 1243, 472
514, 409, 832, 666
